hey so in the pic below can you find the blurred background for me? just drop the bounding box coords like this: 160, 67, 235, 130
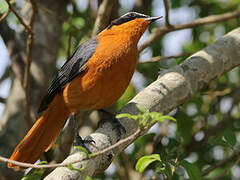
0, 0, 240, 179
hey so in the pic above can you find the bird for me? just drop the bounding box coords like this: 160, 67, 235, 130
8, 12, 162, 169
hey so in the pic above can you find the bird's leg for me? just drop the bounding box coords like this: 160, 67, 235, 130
72, 113, 95, 151
98, 109, 126, 141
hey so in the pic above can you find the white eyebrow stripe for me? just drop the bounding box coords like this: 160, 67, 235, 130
120, 12, 150, 18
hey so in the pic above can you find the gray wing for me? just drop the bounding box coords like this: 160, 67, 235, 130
38, 37, 98, 113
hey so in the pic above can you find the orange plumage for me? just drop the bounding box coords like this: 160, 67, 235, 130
8, 13, 161, 169
8, 94, 70, 168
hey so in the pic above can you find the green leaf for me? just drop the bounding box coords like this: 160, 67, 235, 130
149, 112, 176, 124
89, 152, 96, 158
135, 154, 161, 173
136, 104, 148, 113
67, 164, 74, 170
21, 168, 45, 180
176, 111, 194, 144
116, 113, 137, 120
85, 176, 93, 180
72, 17, 85, 29
21, 161, 48, 180
116, 84, 136, 111
67, 164, 83, 172
0, 0, 8, 14
164, 163, 172, 179
149, 112, 163, 122
160, 115, 176, 122
205, 167, 225, 179
62, 22, 70, 31
223, 129, 236, 147
67, 161, 88, 172
169, 160, 178, 167
140, 112, 151, 127
208, 137, 229, 147
73, 146, 89, 156
37, 161, 48, 165
180, 160, 202, 180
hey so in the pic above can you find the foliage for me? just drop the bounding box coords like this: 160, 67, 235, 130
66, 145, 89, 172
116, 83, 136, 111
116, 104, 176, 130
180, 160, 202, 180
21, 161, 47, 180
0, 0, 8, 14
135, 153, 204, 180
136, 154, 161, 173
67, 162, 88, 172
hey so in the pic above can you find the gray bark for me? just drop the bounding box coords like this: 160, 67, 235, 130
0, 0, 66, 178
46, 27, 240, 179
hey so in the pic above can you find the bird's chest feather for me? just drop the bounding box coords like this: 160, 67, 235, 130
63, 38, 138, 111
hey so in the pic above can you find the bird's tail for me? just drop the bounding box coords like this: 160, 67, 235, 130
8, 93, 70, 169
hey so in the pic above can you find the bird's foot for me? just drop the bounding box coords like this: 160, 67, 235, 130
73, 133, 95, 153
72, 113, 95, 153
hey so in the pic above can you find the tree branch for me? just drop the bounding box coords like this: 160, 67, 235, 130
5, 0, 38, 127
212, 156, 240, 180
44, 27, 240, 179
139, 53, 188, 64
163, 0, 171, 27
0, 19, 239, 180
5, 0, 33, 34
139, 10, 240, 51
0, 0, 67, 178
132, 0, 153, 14
0, 21, 26, 83
92, 0, 115, 36
185, 86, 240, 155
202, 151, 240, 176
0, 9, 10, 22
23, 0, 38, 127
0, 128, 142, 169
0, 97, 6, 104
0, 66, 11, 83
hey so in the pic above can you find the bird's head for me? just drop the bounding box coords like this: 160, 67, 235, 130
99, 12, 162, 42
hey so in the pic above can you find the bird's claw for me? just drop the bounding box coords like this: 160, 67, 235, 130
112, 120, 126, 141
98, 109, 126, 142
74, 135, 95, 153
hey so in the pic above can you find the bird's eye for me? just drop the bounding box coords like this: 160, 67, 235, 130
127, 13, 134, 18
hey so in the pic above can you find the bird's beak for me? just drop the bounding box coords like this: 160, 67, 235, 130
145, 16, 163, 23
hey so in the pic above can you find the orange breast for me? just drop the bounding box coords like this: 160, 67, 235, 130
63, 34, 138, 112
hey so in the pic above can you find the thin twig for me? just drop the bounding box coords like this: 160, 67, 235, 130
23, 0, 38, 127
4, 0, 33, 34
212, 156, 240, 180
0, 9, 10, 21
139, 10, 240, 51
185, 115, 231, 155
202, 151, 240, 176
163, 0, 171, 27
185, 86, 240, 155
0, 97, 6, 103
171, 140, 183, 179
139, 53, 187, 64
1, 128, 142, 169
0, 66, 11, 83
5, 0, 37, 127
